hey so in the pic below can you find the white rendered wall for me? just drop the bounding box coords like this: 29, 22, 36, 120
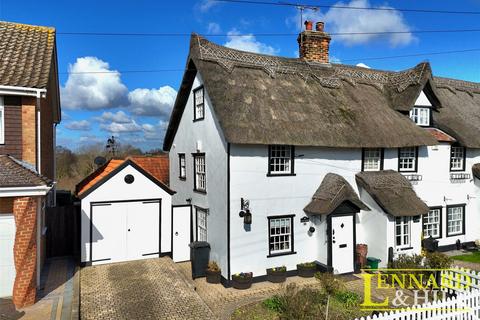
168, 73, 229, 278
80, 164, 172, 263
229, 145, 363, 277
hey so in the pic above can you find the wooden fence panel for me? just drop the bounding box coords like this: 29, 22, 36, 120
45, 205, 80, 258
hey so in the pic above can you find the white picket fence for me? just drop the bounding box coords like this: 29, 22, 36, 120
354, 267, 480, 320
441, 267, 480, 294
354, 289, 480, 320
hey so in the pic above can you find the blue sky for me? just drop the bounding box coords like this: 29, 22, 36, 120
1, 0, 479, 151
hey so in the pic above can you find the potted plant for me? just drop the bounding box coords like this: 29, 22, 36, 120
266, 266, 287, 283
232, 272, 253, 289
297, 262, 317, 278
206, 261, 221, 284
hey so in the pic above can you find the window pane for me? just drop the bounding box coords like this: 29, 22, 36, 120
269, 146, 292, 174
409, 107, 430, 126
363, 148, 382, 171
269, 217, 293, 254
447, 206, 463, 235
399, 147, 416, 171
450, 147, 465, 171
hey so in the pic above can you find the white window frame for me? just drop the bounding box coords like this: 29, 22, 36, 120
193, 86, 204, 121
395, 217, 411, 249
447, 205, 464, 236
268, 216, 294, 256
0, 96, 4, 144
398, 147, 417, 172
450, 146, 465, 172
178, 154, 186, 179
196, 207, 208, 241
193, 154, 206, 192
409, 107, 430, 126
362, 148, 383, 171
423, 208, 441, 239
268, 145, 294, 175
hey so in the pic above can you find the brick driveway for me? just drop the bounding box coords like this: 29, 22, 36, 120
80, 258, 214, 320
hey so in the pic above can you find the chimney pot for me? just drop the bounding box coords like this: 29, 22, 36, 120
316, 22, 324, 32
304, 20, 313, 31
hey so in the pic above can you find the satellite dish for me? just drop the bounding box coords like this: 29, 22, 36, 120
94, 156, 107, 167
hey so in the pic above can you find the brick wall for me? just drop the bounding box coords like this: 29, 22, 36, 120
297, 29, 331, 64
12, 196, 37, 309
0, 197, 14, 213
21, 97, 37, 168
0, 97, 22, 159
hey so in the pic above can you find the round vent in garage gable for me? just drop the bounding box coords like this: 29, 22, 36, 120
124, 174, 135, 184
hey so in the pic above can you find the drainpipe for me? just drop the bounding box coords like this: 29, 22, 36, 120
36, 93, 41, 175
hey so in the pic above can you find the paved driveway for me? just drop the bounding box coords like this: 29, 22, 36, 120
80, 258, 214, 320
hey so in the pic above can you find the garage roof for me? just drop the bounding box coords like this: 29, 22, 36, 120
76, 157, 173, 199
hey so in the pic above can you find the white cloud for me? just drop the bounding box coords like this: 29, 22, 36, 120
330, 56, 342, 63
356, 62, 371, 68
287, 0, 415, 47
79, 135, 103, 143
198, 0, 218, 12
65, 120, 91, 131
100, 120, 143, 133
128, 86, 177, 117
61, 57, 128, 110
207, 22, 221, 34
61, 111, 71, 120
143, 120, 168, 141
95, 111, 131, 123
224, 29, 279, 55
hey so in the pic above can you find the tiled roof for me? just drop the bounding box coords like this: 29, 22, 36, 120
425, 128, 456, 143
0, 155, 52, 187
75, 159, 124, 196
129, 156, 169, 186
0, 21, 55, 88
75, 156, 170, 197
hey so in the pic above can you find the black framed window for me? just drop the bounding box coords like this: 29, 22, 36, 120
446, 205, 465, 236
178, 153, 186, 180
267, 145, 295, 176
450, 145, 466, 172
398, 147, 418, 172
196, 207, 208, 241
267, 215, 295, 257
423, 207, 441, 239
193, 86, 205, 121
362, 148, 384, 172
193, 153, 206, 193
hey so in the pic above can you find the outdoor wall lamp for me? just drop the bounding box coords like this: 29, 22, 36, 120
239, 198, 252, 225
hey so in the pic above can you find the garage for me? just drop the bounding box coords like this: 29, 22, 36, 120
77, 157, 178, 266
0, 214, 15, 297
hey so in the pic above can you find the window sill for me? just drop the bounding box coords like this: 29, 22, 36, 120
446, 232, 465, 237
267, 251, 297, 258
193, 189, 207, 195
266, 173, 296, 177
397, 247, 413, 251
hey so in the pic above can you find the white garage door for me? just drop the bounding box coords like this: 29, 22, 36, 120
91, 200, 160, 265
0, 214, 16, 297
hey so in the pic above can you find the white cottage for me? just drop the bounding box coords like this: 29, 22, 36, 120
163, 22, 480, 284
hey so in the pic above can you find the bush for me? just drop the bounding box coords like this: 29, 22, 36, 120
335, 291, 359, 308
315, 272, 344, 295
424, 251, 452, 269
263, 295, 284, 313
207, 261, 220, 272
388, 254, 424, 269
297, 262, 316, 268
276, 283, 327, 320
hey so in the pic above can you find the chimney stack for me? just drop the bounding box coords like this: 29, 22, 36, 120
297, 21, 331, 64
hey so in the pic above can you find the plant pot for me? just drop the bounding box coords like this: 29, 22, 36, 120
206, 270, 221, 284
297, 264, 316, 278
266, 268, 286, 283
232, 274, 253, 290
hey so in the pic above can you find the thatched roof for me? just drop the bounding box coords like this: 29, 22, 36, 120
472, 164, 480, 180
433, 77, 480, 148
356, 170, 429, 217
304, 173, 369, 216
164, 34, 440, 150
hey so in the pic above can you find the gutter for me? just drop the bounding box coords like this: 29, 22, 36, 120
0, 85, 47, 98
0, 185, 52, 197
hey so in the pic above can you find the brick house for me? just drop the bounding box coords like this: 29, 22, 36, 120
0, 22, 61, 308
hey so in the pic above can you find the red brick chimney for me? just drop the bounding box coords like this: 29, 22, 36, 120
297, 21, 331, 64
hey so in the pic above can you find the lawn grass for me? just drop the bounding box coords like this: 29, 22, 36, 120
451, 251, 480, 263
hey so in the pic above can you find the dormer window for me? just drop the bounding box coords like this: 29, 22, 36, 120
409, 107, 430, 126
